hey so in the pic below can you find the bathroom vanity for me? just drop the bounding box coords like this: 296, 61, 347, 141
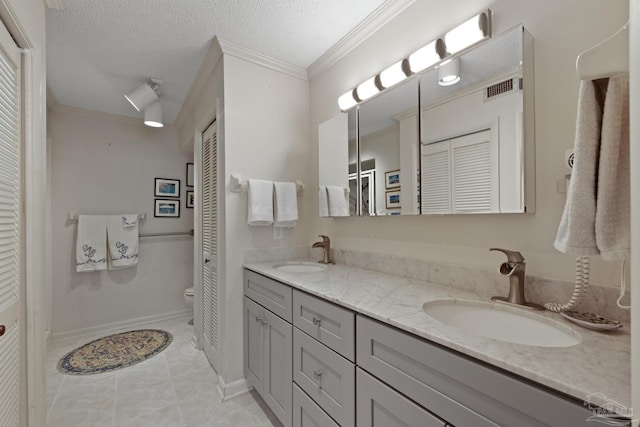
243, 263, 630, 427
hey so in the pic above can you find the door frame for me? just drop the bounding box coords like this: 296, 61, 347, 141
0, 1, 47, 426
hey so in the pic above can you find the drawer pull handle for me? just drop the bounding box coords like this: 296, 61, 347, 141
255, 316, 263, 323
313, 369, 323, 388
312, 317, 322, 327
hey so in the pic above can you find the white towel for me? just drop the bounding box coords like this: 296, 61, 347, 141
319, 186, 329, 217
273, 182, 298, 228
554, 80, 605, 256
327, 186, 349, 217
76, 215, 107, 272
106, 214, 139, 269
596, 75, 630, 260
248, 179, 274, 226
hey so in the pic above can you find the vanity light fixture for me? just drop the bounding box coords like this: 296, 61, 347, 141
438, 58, 461, 86
124, 77, 163, 111
443, 11, 491, 55
144, 101, 164, 128
337, 9, 491, 112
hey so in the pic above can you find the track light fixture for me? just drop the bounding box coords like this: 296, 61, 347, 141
338, 10, 492, 111
124, 78, 163, 111
144, 101, 164, 128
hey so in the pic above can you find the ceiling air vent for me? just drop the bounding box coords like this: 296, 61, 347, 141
484, 77, 518, 102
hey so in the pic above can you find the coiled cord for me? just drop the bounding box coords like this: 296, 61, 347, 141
544, 256, 590, 312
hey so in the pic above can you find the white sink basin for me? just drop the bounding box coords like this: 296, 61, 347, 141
423, 300, 581, 348
272, 262, 326, 273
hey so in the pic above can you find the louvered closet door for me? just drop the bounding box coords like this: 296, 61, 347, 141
421, 142, 451, 214
0, 19, 22, 427
450, 130, 497, 213
201, 121, 219, 370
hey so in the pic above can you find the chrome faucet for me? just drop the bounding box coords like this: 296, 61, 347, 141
489, 248, 543, 310
312, 235, 332, 264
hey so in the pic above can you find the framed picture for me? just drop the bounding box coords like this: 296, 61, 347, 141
385, 190, 401, 209
155, 178, 180, 198
385, 169, 400, 189
186, 191, 194, 208
155, 199, 180, 217
186, 163, 194, 187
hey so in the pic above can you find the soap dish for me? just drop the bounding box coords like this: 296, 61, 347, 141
560, 311, 622, 330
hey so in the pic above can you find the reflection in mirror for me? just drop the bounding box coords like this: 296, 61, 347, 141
419, 25, 533, 214
357, 78, 420, 215
318, 113, 349, 217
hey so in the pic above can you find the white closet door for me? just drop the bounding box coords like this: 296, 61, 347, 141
0, 18, 22, 427
451, 130, 497, 213
201, 121, 219, 370
421, 142, 451, 214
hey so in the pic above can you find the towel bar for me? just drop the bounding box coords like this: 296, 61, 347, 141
67, 212, 146, 223
230, 173, 305, 195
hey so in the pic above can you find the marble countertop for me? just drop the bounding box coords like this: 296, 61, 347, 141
244, 261, 630, 409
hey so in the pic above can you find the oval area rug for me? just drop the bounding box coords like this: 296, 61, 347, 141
57, 329, 172, 375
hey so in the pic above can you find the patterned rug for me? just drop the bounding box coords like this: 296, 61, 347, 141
57, 329, 172, 375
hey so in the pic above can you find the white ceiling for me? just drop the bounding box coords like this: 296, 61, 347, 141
46, 0, 388, 124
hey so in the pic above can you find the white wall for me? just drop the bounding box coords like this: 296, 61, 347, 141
50, 108, 194, 337
220, 54, 310, 385
309, 0, 629, 288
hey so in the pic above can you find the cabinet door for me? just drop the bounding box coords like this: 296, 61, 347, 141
263, 308, 293, 427
293, 384, 340, 427
244, 297, 264, 395
357, 368, 447, 427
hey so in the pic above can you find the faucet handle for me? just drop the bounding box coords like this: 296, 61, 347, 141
318, 235, 330, 243
489, 248, 525, 263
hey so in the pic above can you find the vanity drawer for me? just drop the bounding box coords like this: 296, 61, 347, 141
293, 384, 340, 427
293, 328, 355, 426
244, 269, 292, 322
357, 315, 595, 427
293, 290, 355, 361
357, 368, 447, 427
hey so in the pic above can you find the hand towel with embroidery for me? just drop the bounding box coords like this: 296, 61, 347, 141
76, 215, 107, 272
106, 214, 139, 269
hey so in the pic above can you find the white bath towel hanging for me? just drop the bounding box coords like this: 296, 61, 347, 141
247, 179, 274, 226
273, 182, 298, 228
327, 186, 349, 217
554, 79, 607, 255
595, 75, 630, 260
106, 214, 139, 269
318, 186, 329, 217
76, 215, 107, 272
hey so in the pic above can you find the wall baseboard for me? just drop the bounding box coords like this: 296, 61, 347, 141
217, 376, 249, 402
51, 309, 192, 342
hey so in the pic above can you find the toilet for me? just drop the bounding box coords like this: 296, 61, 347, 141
184, 286, 194, 308
184, 287, 194, 325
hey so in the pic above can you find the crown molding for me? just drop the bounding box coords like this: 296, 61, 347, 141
43, 0, 64, 10
307, 0, 415, 80
217, 38, 308, 81
50, 104, 158, 128
174, 37, 224, 131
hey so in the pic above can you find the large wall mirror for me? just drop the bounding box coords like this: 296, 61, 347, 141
319, 24, 534, 216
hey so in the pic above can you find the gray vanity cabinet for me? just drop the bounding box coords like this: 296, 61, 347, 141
356, 315, 597, 427
243, 271, 293, 427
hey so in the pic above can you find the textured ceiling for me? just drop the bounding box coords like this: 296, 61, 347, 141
46, 0, 387, 124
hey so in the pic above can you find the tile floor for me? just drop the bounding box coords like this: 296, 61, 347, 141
47, 316, 280, 427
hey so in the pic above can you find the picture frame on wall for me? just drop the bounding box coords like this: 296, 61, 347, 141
155, 178, 180, 198
385, 169, 400, 189
186, 191, 194, 208
385, 190, 401, 209
155, 199, 180, 217
186, 163, 194, 187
